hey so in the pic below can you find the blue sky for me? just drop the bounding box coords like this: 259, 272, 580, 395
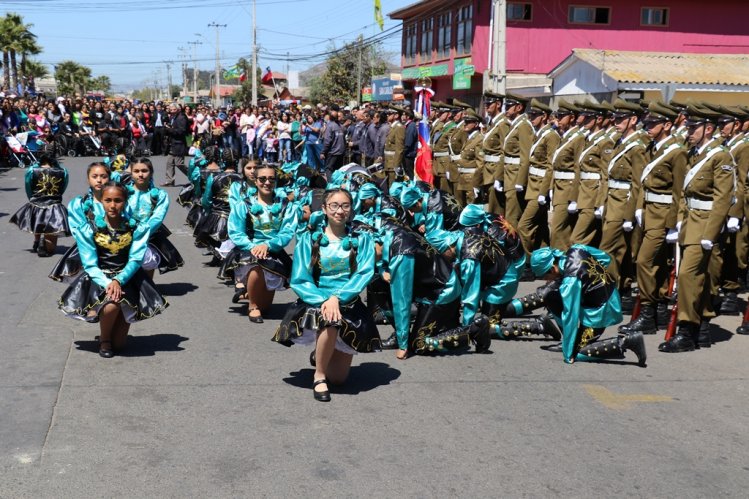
4, 0, 413, 89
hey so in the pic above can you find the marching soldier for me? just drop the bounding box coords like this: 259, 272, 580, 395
454, 110, 484, 206
620, 102, 688, 335
481, 91, 510, 215
446, 100, 471, 199
549, 100, 586, 250
517, 99, 559, 255
668, 99, 690, 145
383, 106, 405, 186
429, 102, 455, 192
660, 106, 736, 353
501, 93, 534, 228
570, 101, 615, 247
599, 99, 648, 310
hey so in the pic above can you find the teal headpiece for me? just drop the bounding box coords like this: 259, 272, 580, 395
358, 182, 381, 201
530, 248, 565, 277
399, 187, 422, 209
389, 181, 406, 199
458, 204, 488, 227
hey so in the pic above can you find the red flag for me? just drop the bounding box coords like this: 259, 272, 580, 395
414, 86, 435, 185
239, 71, 247, 82
261, 67, 273, 84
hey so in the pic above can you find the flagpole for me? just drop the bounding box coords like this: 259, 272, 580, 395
251, 0, 257, 106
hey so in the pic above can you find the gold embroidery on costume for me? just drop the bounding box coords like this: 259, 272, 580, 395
584, 256, 612, 285
35, 171, 63, 197
579, 327, 595, 347
94, 231, 132, 254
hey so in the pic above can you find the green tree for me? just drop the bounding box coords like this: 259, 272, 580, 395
0, 13, 41, 91
89, 75, 112, 94
309, 36, 389, 105
54, 60, 92, 97
20, 59, 48, 80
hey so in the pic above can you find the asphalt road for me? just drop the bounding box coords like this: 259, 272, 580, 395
1, 156, 748, 498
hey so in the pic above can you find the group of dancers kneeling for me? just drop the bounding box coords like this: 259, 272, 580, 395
9, 146, 646, 402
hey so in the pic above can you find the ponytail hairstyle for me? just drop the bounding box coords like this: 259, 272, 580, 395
310, 188, 358, 281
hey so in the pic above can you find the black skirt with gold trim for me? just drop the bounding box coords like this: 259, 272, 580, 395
59, 268, 168, 324
273, 298, 381, 353
10, 202, 71, 236
149, 225, 184, 274
193, 210, 229, 248
217, 246, 291, 283
49, 244, 82, 282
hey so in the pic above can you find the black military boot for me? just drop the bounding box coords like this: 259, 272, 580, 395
658, 323, 697, 353
697, 320, 712, 349
498, 315, 562, 340
578, 336, 625, 359
423, 314, 491, 354
620, 290, 635, 314
719, 291, 740, 316
618, 304, 657, 335
656, 301, 671, 329
622, 331, 648, 367
503, 288, 547, 318
380, 332, 398, 349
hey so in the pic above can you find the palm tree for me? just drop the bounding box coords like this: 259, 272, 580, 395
0, 13, 41, 92
21, 59, 48, 80
0, 16, 12, 90
55, 60, 92, 97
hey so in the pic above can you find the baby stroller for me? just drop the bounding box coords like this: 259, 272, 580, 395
4, 132, 38, 168
79, 125, 103, 156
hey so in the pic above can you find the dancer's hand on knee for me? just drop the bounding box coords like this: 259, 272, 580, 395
251, 243, 269, 259
106, 279, 122, 302
321, 296, 341, 323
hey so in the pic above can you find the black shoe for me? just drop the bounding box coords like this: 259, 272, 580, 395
658, 325, 697, 353
31, 240, 39, 253
309, 350, 316, 367
159, 181, 175, 187
697, 320, 712, 348
99, 341, 114, 358
248, 314, 264, 324
313, 378, 331, 402
737, 321, 749, 335
37, 244, 50, 257
656, 302, 670, 329
232, 288, 246, 303
380, 332, 398, 349
541, 342, 563, 352
618, 304, 657, 335
622, 331, 647, 367
719, 292, 740, 316
620, 294, 635, 314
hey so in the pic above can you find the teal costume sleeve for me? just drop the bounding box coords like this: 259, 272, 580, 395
228, 182, 242, 207
189, 163, 202, 195
460, 258, 482, 326
332, 232, 375, 304
147, 190, 169, 232
388, 253, 415, 350
228, 200, 253, 250
24, 167, 34, 198
77, 224, 111, 288
559, 276, 583, 363
201, 175, 214, 210
289, 232, 327, 306
62, 167, 69, 193
265, 204, 298, 252
67, 196, 86, 233
114, 223, 151, 285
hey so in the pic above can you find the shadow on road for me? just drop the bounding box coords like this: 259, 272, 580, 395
0, 187, 19, 191
157, 282, 199, 296
283, 362, 401, 395
710, 324, 733, 344
0, 211, 8, 218
74, 334, 189, 357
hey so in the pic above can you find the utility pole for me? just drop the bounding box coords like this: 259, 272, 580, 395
178, 46, 188, 101
188, 39, 203, 103
251, 0, 257, 106
357, 35, 362, 106
488, 0, 506, 93
208, 22, 227, 108
165, 62, 173, 101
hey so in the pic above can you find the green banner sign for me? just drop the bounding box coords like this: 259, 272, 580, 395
453, 58, 474, 90
402, 63, 449, 80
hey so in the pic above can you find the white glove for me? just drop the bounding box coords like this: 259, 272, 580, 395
567, 201, 578, 214
446, 172, 451, 181
537, 195, 546, 206
594, 206, 604, 219
473, 188, 481, 198
515, 184, 524, 192
727, 217, 740, 233
622, 221, 634, 232
666, 228, 679, 244
701, 239, 714, 250
635, 209, 643, 227
493, 180, 503, 192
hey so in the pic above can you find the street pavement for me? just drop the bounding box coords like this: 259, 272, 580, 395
1, 156, 749, 498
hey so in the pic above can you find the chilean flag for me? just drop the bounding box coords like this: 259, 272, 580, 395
261, 67, 274, 85
414, 85, 434, 185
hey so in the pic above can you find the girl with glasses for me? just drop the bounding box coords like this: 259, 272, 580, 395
274, 188, 381, 402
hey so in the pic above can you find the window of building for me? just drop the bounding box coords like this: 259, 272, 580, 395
456, 4, 473, 55
568, 6, 610, 24
507, 2, 532, 22
404, 23, 417, 65
641, 7, 668, 26
437, 12, 452, 59
420, 17, 434, 60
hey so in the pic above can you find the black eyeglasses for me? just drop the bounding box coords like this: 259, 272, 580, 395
257, 176, 276, 184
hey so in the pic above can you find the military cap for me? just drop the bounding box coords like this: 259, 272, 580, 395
463, 109, 482, 123
504, 92, 529, 106
702, 103, 738, 124
577, 100, 603, 116
684, 105, 721, 126
597, 100, 615, 114
432, 101, 453, 112
668, 99, 689, 112
642, 102, 679, 125
401, 107, 415, 119
555, 99, 581, 116
727, 106, 749, 121
483, 91, 505, 104
528, 98, 552, 115
451, 98, 474, 110
638, 99, 651, 110
385, 106, 400, 114
739, 105, 749, 116
611, 99, 642, 118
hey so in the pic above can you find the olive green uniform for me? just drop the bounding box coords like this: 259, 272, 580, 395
501, 115, 534, 228
481, 114, 511, 215
383, 120, 405, 185
549, 126, 586, 250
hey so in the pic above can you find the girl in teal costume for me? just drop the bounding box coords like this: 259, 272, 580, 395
224, 165, 299, 323
530, 245, 646, 366
59, 182, 168, 358
128, 158, 184, 278
49, 162, 111, 282
193, 154, 241, 252
274, 188, 381, 402
9, 155, 70, 257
